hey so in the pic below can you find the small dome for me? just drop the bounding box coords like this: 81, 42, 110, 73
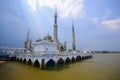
43, 33, 52, 41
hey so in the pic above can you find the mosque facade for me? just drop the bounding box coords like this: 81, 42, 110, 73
24, 9, 76, 54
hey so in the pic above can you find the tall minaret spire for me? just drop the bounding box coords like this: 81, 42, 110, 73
24, 29, 32, 53
72, 22, 76, 51
53, 8, 59, 50
54, 8, 57, 24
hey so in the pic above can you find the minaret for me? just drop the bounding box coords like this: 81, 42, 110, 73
24, 29, 29, 49
53, 8, 59, 50
64, 41, 67, 51
54, 8, 58, 42
24, 29, 32, 52
72, 23, 76, 51
26, 29, 30, 42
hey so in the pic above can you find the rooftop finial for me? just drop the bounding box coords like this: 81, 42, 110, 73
54, 7, 57, 17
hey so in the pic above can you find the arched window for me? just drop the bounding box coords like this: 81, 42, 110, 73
58, 58, 64, 65
34, 60, 40, 67
65, 57, 70, 64
46, 59, 55, 68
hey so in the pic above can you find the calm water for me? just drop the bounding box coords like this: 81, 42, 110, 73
0, 53, 120, 80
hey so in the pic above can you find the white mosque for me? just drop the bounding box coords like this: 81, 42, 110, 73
16, 9, 92, 69
24, 9, 76, 55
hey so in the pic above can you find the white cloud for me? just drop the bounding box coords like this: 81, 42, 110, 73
27, 0, 84, 18
28, 0, 37, 11
102, 18, 120, 30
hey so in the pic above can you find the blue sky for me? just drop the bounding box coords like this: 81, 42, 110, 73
0, 0, 120, 51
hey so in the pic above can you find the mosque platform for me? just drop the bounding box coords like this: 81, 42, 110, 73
16, 51, 92, 69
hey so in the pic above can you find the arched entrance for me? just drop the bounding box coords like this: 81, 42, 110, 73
60, 46, 64, 51
46, 59, 55, 68
76, 56, 81, 61
23, 58, 26, 64
57, 58, 64, 65
28, 59, 32, 65
71, 57, 75, 63
34, 60, 40, 67
65, 57, 70, 64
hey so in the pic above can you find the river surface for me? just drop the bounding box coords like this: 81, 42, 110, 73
0, 53, 120, 80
